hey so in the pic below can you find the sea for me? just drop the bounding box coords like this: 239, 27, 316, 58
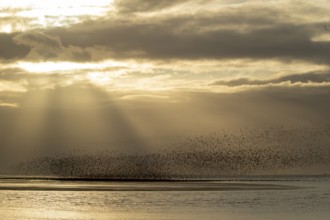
0, 176, 329, 220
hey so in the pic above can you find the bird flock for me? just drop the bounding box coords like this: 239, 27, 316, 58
9, 125, 330, 179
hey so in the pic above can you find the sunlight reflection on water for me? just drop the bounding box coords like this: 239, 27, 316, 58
0, 177, 329, 220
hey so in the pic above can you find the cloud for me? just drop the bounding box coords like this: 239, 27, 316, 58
0, 14, 34, 33
212, 71, 330, 87
114, 0, 209, 13
114, 0, 185, 13
14, 32, 62, 58
0, 33, 30, 60
47, 8, 330, 64
113, 0, 251, 13
2, 1, 329, 65
13, 31, 91, 62
0, 80, 26, 92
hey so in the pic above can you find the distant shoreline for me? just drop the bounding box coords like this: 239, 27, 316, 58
0, 180, 306, 192
0, 174, 328, 182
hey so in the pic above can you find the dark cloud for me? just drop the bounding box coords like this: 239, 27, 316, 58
0, 33, 30, 60
2, 5, 328, 64
114, 0, 185, 13
212, 71, 330, 86
14, 31, 63, 58
13, 31, 91, 61
0, 32, 91, 62
47, 11, 329, 64
114, 0, 209, 13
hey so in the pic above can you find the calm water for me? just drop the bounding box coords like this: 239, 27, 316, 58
0, 176, 329, 220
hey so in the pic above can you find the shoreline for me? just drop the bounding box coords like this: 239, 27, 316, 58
0, 174, 328, 182
0, 181, 303, 192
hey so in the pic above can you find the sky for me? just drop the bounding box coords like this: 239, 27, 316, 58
0, 0, 330, 175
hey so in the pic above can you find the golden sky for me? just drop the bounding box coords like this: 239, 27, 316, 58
0, 1, 330, 175
1, 0, 330, 96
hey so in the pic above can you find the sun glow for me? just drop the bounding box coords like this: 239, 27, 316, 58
17, 60, 127, 73
87, 72, 115, 85
15, 60, 140, 89
0, 0, 113, 11
0, 0, 114, 32
0, 24, 12, 33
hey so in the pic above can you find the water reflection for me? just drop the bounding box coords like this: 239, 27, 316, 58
0, 178, 329, 220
